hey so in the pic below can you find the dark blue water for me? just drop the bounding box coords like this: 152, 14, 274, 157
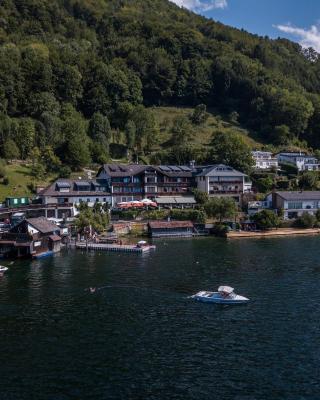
1, 237, 320, 400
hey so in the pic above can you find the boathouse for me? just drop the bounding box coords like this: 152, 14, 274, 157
0, 217, 62, 258
148, 220, 194, 238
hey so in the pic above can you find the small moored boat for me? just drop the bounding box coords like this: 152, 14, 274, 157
0, 266, 8, 273
191, 286, 249, 304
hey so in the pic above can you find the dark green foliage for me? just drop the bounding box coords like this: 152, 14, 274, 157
112, 210, 140, 220
88, 113, 111, 151
170, 116, 192, 146
275, 179, 290, 190
211, 224, 229, 237
279, 162, 298, 176
209, 131, 254, 173
170, 209, 206, 223
0, 160, 6, 179
293, 212, 316, 228
76, 202, 110, 233
255, 176, 274, 193
124, 120, 136, 150
2, 0, 320, 167
298, 172, 319, 190
251, 209, 280, 230
190, 104, 208, 125
228, 111, 239, 124
272, 125, 292, 145
143, 210, 169, 220
193, 189, 209, 205
3, 139, 19, 160
58, 165, 71, 179
204, 197, 237, 222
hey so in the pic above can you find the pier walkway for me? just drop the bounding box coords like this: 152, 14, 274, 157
75, 242, 156, 253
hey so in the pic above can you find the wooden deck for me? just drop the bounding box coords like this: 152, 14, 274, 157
76, 242, 156, 253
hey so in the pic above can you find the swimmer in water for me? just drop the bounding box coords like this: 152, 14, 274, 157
89, 287, 96, 293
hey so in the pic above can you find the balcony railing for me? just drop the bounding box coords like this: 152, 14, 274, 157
209, 190, 242, 195
209, 180, 243, 184
112, 182, 142, 187
157, 182, 191, 187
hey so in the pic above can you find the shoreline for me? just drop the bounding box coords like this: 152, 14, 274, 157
227, 228, 320, 239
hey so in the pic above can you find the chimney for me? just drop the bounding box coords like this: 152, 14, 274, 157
189, 160, 195, 169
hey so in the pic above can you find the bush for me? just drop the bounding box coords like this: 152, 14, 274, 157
279, 162, 298, 176
211, 224, 229, 237
298, 172, 319, 190
58, 165, 71, 178
112, 210, 140, 220
2, 176, 9, 185
293, 212, 316, 228
0, 160, 7, 179
170, 209, 205, 223
143, 210, 169, 220
254, 176, 274, 193
276, 179, 290, 190
251, 209, 280, 230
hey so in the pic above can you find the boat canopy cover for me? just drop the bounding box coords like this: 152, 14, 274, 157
137, 240, 147, 245
218, 286, 234, 294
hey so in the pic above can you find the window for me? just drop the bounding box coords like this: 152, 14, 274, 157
288, 202, 303, 209
96, 198, 99, 202
21, 198, 25, 204
14, 199, 18, 204
103, 198, 106, 202
87, 199, 90, 202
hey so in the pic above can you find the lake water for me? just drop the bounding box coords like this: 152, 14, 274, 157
1, 237, 320, 400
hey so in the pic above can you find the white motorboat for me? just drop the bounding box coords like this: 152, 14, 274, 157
0, 266, 8, 273
191, 286, 249, 304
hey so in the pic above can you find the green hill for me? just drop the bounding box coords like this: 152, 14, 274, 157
1, 0, 320, 171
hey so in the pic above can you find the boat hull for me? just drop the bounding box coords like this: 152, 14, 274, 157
192, 291, 249, 304
193, 296, 249, 304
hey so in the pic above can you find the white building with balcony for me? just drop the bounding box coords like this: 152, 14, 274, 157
267, 191, 320, 219
252, 151, 278, 170
276, 152, 320, 171
195, 164, 252, 203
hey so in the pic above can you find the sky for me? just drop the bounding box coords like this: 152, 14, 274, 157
170, 0, 320, 52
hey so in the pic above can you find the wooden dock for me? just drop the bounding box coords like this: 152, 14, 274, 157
76, 242, 156, 253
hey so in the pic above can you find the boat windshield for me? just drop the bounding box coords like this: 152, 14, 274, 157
220, 291, 236, 299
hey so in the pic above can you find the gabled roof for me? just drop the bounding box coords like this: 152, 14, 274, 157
26, 217, 60, 234
195, 164, 247, 177
274, 191, 320, 201
38, 179, 110, 197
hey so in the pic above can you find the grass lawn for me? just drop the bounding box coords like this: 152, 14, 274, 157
151, 106, 262, 150
0, 163, 57, 202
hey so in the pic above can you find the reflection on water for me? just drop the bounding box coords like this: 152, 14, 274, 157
1, 237, 320, 399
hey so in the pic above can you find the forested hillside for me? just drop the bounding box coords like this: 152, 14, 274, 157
1, 0, 320, 172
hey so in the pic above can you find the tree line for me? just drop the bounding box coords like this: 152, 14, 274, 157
1, 0, 320, 171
